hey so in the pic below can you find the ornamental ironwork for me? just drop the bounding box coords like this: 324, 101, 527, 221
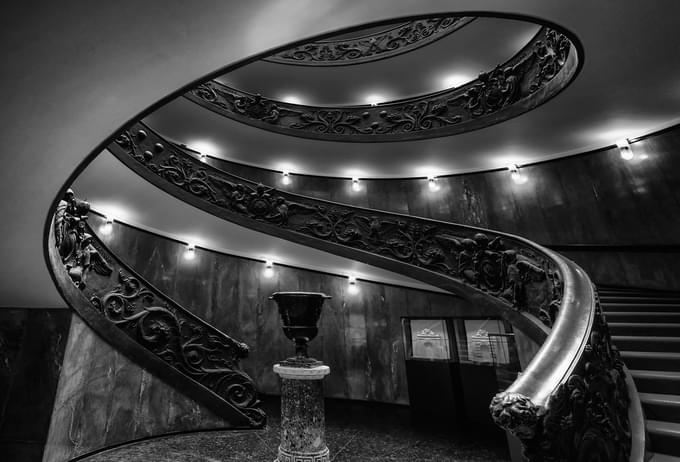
490, 292, 631, 462
111, 123, 563, 327
185, 27, 577, 142
53, 190, 265, 426
263, 16, 474, 66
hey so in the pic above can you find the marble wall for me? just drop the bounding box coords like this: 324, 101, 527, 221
205, 125, 680, 290
90, 215, 483, 405
42, 315, 230, 462
0, 309, 71, 462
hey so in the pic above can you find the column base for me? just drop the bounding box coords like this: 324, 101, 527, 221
276, 446, 330, 462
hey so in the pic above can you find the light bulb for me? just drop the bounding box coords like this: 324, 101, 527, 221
263, 260, 275, 278
184, 243, 196, 260
508, 164, 527, 184
100, 216, 113, 235
351, 178, 361, 192
282, 171, 291, 185
616, 139, 634, 160
347, 275, 359, 295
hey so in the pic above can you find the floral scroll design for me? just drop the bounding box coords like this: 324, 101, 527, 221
53, 191, 264, 426
113, 125, 563, 326
490, 291, 631, 462
263, 16, 474, 66
185, 27, 576, 142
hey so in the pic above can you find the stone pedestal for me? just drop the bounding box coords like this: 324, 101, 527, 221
274, 364, 330, 462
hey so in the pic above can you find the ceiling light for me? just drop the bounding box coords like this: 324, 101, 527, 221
347, 275, 359, 295
263, 259, 275, 278
351, 177, 361, 191
99, 216, 114, 235
427, 176, 439, 191
184, 243, 196, 260
282, 171, 291, 185
616, 139, 634, 160
364, 94, 384, 107
281, 95, 303, 105
507, 164, 527, 184
442, 73, 472, 89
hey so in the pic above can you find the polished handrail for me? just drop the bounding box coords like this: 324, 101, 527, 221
108, 121, 631, 460
47, 191, 265, 427
185, 26, 578, 142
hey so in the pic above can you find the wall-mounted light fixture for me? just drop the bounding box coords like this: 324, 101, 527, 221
184, 243, 196, 260
263, 259, 275, 278
351, 177, 361, 192
282, 171, 291, 185
199, 152, 208, 162
100, 216, 114, 235
427, 175, 439, 191
616, 139, 634, 160
347, 275, 359, 295
507, 164, 527, 184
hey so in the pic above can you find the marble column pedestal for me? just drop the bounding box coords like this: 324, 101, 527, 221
273, 364, 331, 462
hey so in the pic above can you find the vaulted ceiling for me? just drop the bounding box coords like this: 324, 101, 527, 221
3, 1, 680, 307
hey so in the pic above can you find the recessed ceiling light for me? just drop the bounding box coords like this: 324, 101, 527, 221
186, 140, 219, 158
441, 73, 473, 89
280, 95, 303, 105
364, 94, 385, 106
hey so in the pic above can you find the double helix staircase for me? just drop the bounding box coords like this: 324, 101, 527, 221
601, 286, 680, 461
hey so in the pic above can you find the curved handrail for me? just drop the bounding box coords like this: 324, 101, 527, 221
185, 26, 579, 142
48, 189, 265, 427
107, 121, 631, 460
262, 16, 475, 66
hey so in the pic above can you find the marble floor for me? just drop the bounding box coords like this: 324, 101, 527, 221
79, 397, 510, 462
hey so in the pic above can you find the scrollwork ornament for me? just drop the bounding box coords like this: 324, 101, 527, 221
109, 122, 564, 327
52, 192, 264, 426
185, 27, 577, 142
263, 17, 474, 66
490, 392, 541, 440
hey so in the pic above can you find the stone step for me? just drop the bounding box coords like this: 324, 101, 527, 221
612, 336, 680, 353
649, 452, 680, 462
609, 323, 680, 337
621, 351, 680, 372
605, 312, 680, 323
640, 393, 680, 424
648, 420, 680, 458
602, 302, 680, 312
630, 370, 680, 395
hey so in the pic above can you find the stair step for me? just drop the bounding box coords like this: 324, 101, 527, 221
650, 452, 680, 461
601, 297, 680, 305
631, 370, 680, 394
605, 312, 680, 322
648, 420, 680, 457
602, 302, 680, 312
640, 393, 680, 423
609, 323, 680, 336
612, 336, 680, 353
621, 351, 680, 372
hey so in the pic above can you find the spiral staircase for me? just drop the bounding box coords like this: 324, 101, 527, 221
33, 7, 680, 462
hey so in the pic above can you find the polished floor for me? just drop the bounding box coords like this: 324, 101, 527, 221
79, 397, 510, 461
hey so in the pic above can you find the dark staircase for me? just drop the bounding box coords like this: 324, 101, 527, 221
601, 286, 680, 461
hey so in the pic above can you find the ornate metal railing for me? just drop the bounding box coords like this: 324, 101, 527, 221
262, 16, 475, 66
108, 122, 631, 461
48, 189, 265, 427
185, 26, 578, 142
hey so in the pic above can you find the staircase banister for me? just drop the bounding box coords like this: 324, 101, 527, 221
108, 121, 631, 459
46, 195, 265, 427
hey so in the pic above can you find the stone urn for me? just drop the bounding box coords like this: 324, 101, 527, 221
270, 291, 331, 368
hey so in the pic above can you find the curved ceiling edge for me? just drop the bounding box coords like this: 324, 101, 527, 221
262, 16, 476, 66
184, 25, 579, 143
